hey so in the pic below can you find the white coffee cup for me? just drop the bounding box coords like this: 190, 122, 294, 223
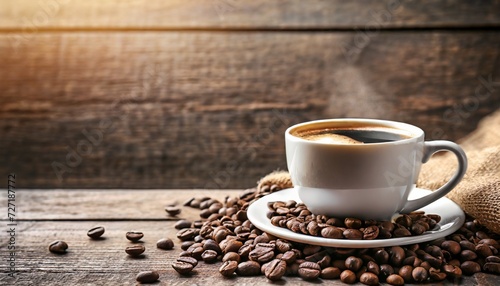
285, 118, 467, 220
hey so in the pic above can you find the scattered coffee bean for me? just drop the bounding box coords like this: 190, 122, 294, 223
345, 256, 363, 272
429, 267, 447, 281
201, 250, 218, 263
443, 264, 462, 278
486, 256, 500, 263
360, 272, 379, 285
125, 245, 145, 257
165, 206, 181, 216
340, 269, 357, 284
320, 267, 341, 279
126, 231, 144, 242
175, 220, 192, 230
176, 228, 197, 241
263, 259, 287, 281
442, 240, 461, 255
461, 261, 481, 275
156, 238, 174, 250
236, 261, 261, 276
136, 271, 159, 283
386, 274, 404, 285
298, 261, 321, 280
172, 256, 198, 275
219, 260, 238, 277
49, 240, 68, 254
399, 265, 414, 282
484, 262, 500, 274
222, 252, 241, 263
87, 226, 105, 239
412, 266, 428, 282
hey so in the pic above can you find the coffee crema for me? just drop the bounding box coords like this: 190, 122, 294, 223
293, 126, 413, 144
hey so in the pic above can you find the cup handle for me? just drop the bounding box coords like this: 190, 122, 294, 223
400, 140, 468, 213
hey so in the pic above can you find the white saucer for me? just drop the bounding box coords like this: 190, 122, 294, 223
247, 188, 465, 248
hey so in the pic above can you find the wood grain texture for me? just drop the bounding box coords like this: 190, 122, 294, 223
3, 189, 233, 220
0, 189, 497, 285
1, 31, 499, 189
1, 0, 500, 29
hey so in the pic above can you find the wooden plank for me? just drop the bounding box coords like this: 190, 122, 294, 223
0, 31, 499, 189
0, 0, 499, 30
0, 189, 234, 220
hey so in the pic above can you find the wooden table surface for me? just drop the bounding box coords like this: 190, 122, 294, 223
1, 189, 499, 285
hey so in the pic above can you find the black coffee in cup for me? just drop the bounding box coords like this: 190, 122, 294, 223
293, 126, 413, 144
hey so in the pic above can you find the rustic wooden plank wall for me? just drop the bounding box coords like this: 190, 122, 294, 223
0, 1, 499, 189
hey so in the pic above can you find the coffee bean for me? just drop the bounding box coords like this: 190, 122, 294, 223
176, 228, 197, 241
224, 240, 243, 254
412, 266, 428, 282
393, 226, 412, 237
386, 274, 404, 285
136, 271, 159, 283
188, 245, 204, 260
411, 222, 428, 235
363, 225, 379, 240
156, 238, 174, 250
345, 218, 362, 229
87, 226, 105, 239
390, 246, 405, 267
49, 240, 68, 254
343, 229, 363, 240
172, 260, 196, 275
175, 220, 192, 230
486, 256, 500, 263
203, 239, 222, 254
219, 260, 238, 277
374, 249, 389, 264
398, 265, 413, 282
181, 241, 195, 251
183, 197, 195, 206
429, 267, 447, 281
249, 245, 275, 263
359, 272, 379, 285
461, 261, 481, 275
126, 245, 145, 257
345, 256, 363, 272
201, 250, 218, 263
236, 261, 261, 276
419, 252, 442, 269
366, 261, 380, 275
321, 226, 343, 239
340, 269, 356, 284
484, 262, 500, 274
476, 244, 494, 257
479, 238, 500, 249
222, 252, 241, 263
442, 240, 461, 255
320, 267, 341, 279
461, 249, 478, 261
443, 264, 462, 278
396, 215, 412, 228
298, 261, 321, 280
263, 259, 287, 281
126, 231, 144, 242
165, 206, 181, 216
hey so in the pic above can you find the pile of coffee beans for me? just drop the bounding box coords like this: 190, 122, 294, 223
172, 185, 500, 285
267, 200, 441, 239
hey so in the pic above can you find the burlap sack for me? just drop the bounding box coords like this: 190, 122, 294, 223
258, 109, 500, 233
418, 109, 500, 234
